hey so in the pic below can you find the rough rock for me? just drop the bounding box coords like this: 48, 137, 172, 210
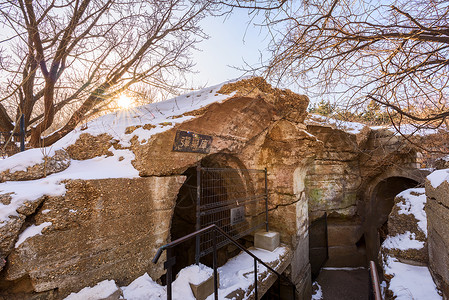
433, 156, 449, 170
0, 196, 46, 267
0, 176, 185, 299
425, 177, 449, 299
305, 125, 362, 220
380, 188, 431, 298
65, 133, 115, 160
0, 150, 70, 182
0, 215, 25, 262
130, 89, 309, 177
380, 189, 428, 265
217, 77, 309, 123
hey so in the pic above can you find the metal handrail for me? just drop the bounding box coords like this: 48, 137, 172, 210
368, 261, 383, 300
153, 223, 297, 300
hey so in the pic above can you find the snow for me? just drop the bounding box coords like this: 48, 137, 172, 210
390, 123, 441, 137
396, 188, 427, 234
382, 231, 424, 250
51, 81, 233, 151
0, 147, 57, 173
177, 264, 213, 285
0, 81, 236, 228
261, 231, 277, 238
427, 168, 449, 188
0, 148, 138, 226
380, 187, 441, 299
64, 280, 118, 300
381, 188, 427, 251
307, 114, 367, 135
121, 273, 165, 300
215, 246, 286, 299
311, 281, 323, 300
15, 222, 52, 247
307, 114, 443, 136
65, 246, 287, 300
383, 256, 441, 300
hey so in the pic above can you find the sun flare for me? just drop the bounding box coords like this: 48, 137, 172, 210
117, 95, 133, 109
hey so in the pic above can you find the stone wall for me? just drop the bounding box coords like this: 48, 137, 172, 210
0, 78, 315, 299
0, 176, 184, 299
0, 77, 427, 299
426, 176, 449, 298
304, 123, 423, 267
245, 119, 319, 299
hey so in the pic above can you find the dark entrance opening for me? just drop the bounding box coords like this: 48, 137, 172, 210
170, 155, 268, 277
365, 177, 419, 262
309, 213, 329, 281
170, 166, 197, 277
170, 163, 240, 276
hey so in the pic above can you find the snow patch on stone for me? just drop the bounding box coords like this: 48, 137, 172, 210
382, 232, 424, 250
383, 255, 441, 300
121, 273, 165, 300
312, 281, 323, 300
66, 246, 287, 300
0, 148, 57, 173
307, 114, 367, 135
0, 148, 139, 227
427, 168, 449, 188
15, 222, 52, 248
0, 82, 237, 227
396, 188, 427, 235
64, 280, 118, 300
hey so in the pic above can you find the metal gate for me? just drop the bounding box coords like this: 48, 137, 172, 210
195, 165, 268, 263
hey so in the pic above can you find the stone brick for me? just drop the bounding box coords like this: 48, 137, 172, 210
189, 274, 217, 300
254, 230, 280, 252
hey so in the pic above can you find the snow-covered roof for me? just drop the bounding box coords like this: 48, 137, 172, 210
307, 114, 443, 136
0, 80, 238, 226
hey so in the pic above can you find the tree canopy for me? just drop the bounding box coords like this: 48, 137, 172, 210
0, 0, 219, 148
260, 0, 449, 129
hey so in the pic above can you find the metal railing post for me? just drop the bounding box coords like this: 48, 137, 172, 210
264, 168, 269, 232
369, 261, 382, 300
212, 230, 218, 300
195, 162, 201, 265
165, 247, 174, 300
254, 258, 258, 300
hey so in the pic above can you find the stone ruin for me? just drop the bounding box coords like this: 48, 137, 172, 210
0, 77, 438, 299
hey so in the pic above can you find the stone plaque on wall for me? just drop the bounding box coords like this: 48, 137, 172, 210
172, 130, 213, 154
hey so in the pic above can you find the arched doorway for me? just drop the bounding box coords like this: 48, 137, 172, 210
169, 154, 265, 276
364, 176, 419, 262
170, 166, 198, 276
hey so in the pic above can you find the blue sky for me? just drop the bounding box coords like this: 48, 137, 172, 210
188, 9, 271, 88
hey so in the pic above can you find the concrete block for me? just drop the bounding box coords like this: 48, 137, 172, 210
189, 274, 218, 300
254, 230, 280, 252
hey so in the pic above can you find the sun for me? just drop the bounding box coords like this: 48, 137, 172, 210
117, 94, 133, 109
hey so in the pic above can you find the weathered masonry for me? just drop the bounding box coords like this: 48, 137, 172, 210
0, 77, 428, 299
